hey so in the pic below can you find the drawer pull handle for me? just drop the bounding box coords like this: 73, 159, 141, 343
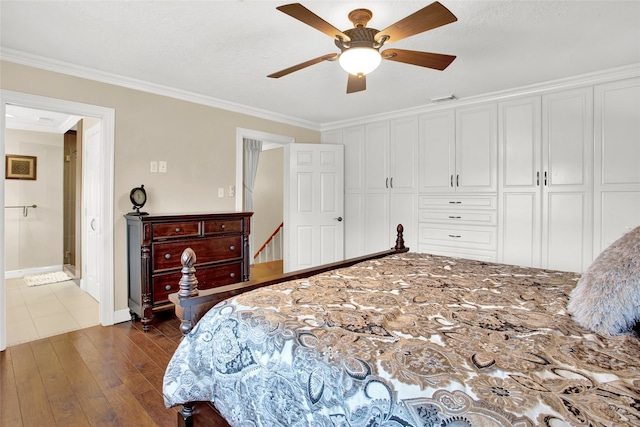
164, 254, 171, 260
229, 273, 235, 278
165, 285, 171, 291
221, 224, 226, 229
448, 201, 462, 204
175, 227, 181, 233
448, 234, 462, 238
448, 216, 461, 219
229, 245, 235, 251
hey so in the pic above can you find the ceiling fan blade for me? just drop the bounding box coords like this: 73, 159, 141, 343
347, 73, 366, 94
268, 53, 338, 78
375, 1, 457, 44
382, 49, 456, 70
277, 3, 351, 42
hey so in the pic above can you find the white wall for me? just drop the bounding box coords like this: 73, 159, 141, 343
4, 129, 64, 272
1, 60, 321, 311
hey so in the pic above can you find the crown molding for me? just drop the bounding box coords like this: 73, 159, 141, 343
0, 48, 321, 132
321, 63, 640, 131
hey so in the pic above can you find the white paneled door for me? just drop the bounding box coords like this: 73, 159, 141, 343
284, 144, 344, 272
82, 123, 102, 301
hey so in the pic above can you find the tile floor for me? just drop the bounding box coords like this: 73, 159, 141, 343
5, 276, 99, 347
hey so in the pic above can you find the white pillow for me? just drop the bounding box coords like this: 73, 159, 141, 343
568, 226, 640, 336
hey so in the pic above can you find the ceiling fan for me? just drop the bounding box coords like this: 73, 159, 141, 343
267, 2, 458, 94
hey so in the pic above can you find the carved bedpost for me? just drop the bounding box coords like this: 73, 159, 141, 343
177, 248, 199, 335
178, 248, 199, 298
394, 224, 405, 250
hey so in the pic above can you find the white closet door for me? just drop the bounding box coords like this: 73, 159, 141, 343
541, 87, 593, 272
593, 77, 640, 255
364, 122, 391, 252
498, 96, 542, 267
418, 111, 455, 193
342, 126, 366, 258
455, 103, 498, 192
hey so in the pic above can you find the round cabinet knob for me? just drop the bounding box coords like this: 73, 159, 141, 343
229, 245, 235, 251
165, 285, 171, 291
229, 273, 235, 278
175, 227, 181, 233
221, 224, 226, 229
164, 253, 171, 260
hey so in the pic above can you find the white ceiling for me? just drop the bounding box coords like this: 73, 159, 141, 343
1, 1, 639, 128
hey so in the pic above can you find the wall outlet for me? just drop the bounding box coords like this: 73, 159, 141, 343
150, 161, 158, 173
218, 187, 224, 198
159, 161, 167, 173
229, 185, 235, 197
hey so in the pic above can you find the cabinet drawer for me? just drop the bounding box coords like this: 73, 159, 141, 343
204, 219, 243, 234
419, 210, 497, 226
152, 262, 242, 304
419, 195, 497, 210
152, 221, 200, 239
152, 236, 242, 271
419, 224, 497, 250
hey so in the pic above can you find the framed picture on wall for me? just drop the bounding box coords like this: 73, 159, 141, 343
5, 155, 37, 180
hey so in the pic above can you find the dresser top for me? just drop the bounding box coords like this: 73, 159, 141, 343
124, 211, 253, 222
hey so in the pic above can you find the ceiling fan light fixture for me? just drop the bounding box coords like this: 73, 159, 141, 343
339, 47, 381, 76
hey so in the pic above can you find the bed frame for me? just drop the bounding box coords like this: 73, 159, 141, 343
168, 224, 408, 427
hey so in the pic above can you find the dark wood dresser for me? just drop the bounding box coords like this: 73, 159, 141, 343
125, 212, 252, 331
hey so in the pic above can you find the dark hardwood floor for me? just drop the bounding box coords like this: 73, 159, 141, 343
1, 262, 284, 427
2, 310, 227, 427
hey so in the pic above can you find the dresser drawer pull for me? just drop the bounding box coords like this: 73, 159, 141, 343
448, 201, 462, 204
448, 234, 462, 238
175, 227, 181, 233
221, 224, 226, 229
165, 285, 172, 291
448, 216, 461, 219
164, 253, 171, 260
229, 273, 235, 278
229, 245, 235, 251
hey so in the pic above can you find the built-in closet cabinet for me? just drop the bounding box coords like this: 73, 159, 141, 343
593, 77, 640, 255
364, 118, 418, 254
326, 70, 639, 271
325, 117, 418, 258
417, 103, 498, 262
418, 104, 497, 193
498, 87, 594, 273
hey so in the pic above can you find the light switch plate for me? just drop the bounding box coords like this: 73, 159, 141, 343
218, 187, 224, 198
159, 161, 167, 173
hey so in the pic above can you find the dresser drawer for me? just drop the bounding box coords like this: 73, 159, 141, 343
152, 262, 242, 304
419, 210, 497, 226
152, 221, 200, 239
152, 236, 242, 271
204, 219, 243, 234
419, 224, 497, 251
419, 195, 497, 210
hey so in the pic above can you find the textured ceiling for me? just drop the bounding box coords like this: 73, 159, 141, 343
1, 1, 639, 127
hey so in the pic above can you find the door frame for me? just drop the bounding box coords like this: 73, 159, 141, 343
0, 90, 115, 351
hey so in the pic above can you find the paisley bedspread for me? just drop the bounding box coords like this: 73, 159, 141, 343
163, 252, 640, 426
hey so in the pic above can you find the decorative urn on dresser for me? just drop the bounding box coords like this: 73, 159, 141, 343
124, 212, 252, 331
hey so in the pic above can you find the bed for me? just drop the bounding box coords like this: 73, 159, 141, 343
163, 224, 640, 426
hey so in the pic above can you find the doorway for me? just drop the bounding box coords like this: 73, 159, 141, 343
1, 90, 115, 351
236, 129, 293, 278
